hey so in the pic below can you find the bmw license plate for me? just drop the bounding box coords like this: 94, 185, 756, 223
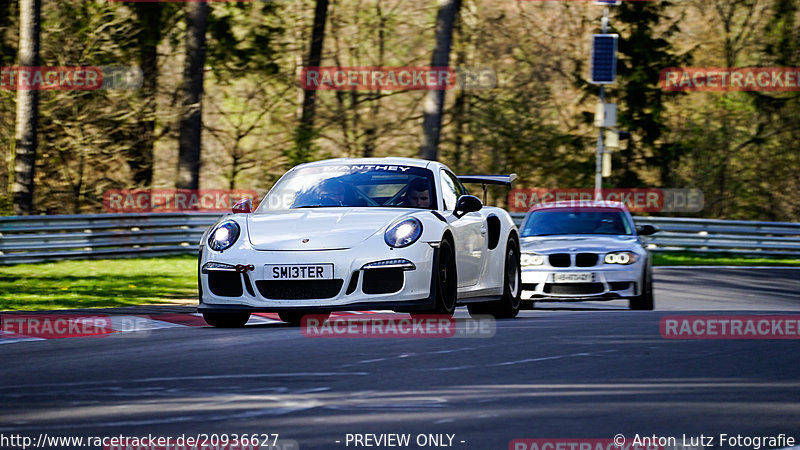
265, 264, 333, 280
553, 272, 594, 283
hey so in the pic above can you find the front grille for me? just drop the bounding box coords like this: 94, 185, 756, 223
549, 253, 571, 267
576, 253, 598, 267
208, 271, 243, 297
256, 280, 344, 299
362, 268, 404, 295
610, 282, 632, 291
544, 283, 604, 295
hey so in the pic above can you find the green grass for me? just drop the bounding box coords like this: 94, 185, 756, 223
653, 252, 800, 267
0, 255, 198, 311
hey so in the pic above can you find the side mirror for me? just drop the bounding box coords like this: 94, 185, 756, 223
636, 224, 658, 236
453, 195, 482, 219
232, 198, 252, 214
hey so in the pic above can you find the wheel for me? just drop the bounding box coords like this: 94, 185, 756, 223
414, 238, 458, 318
468, 236, 521, 319
279, 311, 330, 325
629, 264, 654, 310
203, 312, 250, 328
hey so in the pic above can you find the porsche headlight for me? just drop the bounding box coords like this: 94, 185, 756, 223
604, 251, 637, 265
384, 217, 423, 248
521, 253, 545, 266
208, 221, 240, 252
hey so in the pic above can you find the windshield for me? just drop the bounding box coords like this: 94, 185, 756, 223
257, 164, 437, 211
521, 209, 633, 236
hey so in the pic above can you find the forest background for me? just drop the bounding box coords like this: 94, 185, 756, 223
1, 0, 798, 220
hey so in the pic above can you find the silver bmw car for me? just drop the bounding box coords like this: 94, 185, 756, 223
519, 201, 658, 310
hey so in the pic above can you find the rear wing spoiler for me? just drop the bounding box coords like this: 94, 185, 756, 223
457, 174, 517, 187
457, 174, 517, 203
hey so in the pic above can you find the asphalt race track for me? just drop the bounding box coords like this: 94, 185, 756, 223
1, 267, 799, 450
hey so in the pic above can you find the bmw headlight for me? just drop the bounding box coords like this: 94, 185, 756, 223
521, 253, 545, 266
384, 217, 423, 248
604, 251, 637, 265
208, 221, 240, 252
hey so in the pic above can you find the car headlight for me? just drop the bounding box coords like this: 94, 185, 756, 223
384, 217, 423, 248
604, 251, 637, 265
521, 253, 545, 266
208, 221, 240, 252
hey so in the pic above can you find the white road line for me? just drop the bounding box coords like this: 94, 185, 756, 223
488, 349, 616, 367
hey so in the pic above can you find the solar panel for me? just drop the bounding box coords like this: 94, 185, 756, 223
590, 34, 618, 84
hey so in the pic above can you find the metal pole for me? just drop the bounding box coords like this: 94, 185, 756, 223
595, 86, 605, 199
595, 8, 610, 199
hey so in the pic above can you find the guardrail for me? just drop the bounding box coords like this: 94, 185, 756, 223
0, 213, 223, 265
1, 212, 798, 264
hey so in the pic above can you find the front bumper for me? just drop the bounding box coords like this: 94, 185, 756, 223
521, 265, 642, 300
199, 243, 437, 312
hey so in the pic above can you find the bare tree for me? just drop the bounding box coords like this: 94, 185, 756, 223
291, 0, 329, 167
12, 0, 41, 215
177, 3, 208, 190
419, 0, 462, 161
129, 4, 164, 187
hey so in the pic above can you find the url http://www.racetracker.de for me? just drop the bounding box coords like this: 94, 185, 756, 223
0, 433, 292, 450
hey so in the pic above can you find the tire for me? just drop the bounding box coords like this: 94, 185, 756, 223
203, 312, 251, 328
468, 236, 521, 319
435, 239, 458, 315
629, 263, 654, 310
414, 238, 458, 317
279, 311, 330, 325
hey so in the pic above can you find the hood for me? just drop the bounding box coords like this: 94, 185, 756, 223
520, 235, 641, 253
247, 208, 413, 251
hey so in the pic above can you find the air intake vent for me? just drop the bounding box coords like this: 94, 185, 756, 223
208, 272, 243, 297
362, 268, 404, 294
544, 283, 604, 295
256, 280, 344, 299
346, 271, 360, 295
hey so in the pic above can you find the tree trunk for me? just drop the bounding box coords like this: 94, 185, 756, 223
12, 0, 41, 215
419, 0, 462, 161
292, 0, 329, 168
177, 3, 208, 190
130, 4, 162, 187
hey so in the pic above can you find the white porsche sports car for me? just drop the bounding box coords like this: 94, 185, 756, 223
519, 201, 658, 310
198, 157, 522, 327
